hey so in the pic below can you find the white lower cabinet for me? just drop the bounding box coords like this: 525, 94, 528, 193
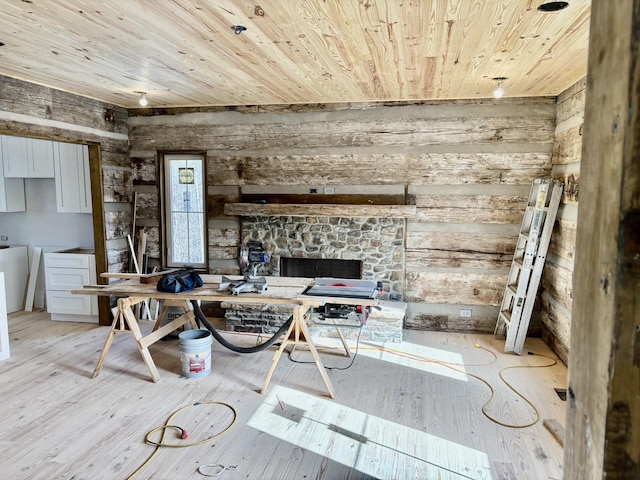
44, 251, 97, 323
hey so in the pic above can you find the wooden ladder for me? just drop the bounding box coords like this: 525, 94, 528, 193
495, 178, 564, 354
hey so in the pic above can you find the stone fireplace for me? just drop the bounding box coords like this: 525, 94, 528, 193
240, 215, 406, 300
223, 213, 407, 341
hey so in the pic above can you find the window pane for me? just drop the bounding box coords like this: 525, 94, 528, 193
165, 155, 206, 268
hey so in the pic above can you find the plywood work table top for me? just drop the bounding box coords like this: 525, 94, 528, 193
74, 274, 378, 307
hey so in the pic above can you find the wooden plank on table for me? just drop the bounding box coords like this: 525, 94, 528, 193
100, 272, 145, 279
101, 268, 180, 281
24, 247, 42, 312
139, 271, 161, 284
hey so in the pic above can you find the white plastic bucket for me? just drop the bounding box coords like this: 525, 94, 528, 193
178, 329, 212, 378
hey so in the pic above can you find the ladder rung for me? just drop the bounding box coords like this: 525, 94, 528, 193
526, 205, 549, 212
507, 285, 517, 296
500, 310, 512, 324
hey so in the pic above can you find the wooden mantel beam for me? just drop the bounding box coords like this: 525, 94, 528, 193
565, 0, 640, 478
224, 202, 416, 218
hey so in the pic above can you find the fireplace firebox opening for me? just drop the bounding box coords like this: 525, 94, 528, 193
280, 257, 361, 279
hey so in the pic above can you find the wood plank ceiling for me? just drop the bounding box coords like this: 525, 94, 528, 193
0, 1, 590, 108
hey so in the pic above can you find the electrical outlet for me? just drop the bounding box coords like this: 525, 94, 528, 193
323, 187, 335, 194
460, 309, 472, 318
0, 236, 7, 241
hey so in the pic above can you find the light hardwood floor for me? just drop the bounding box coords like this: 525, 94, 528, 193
0, 310, 567, 480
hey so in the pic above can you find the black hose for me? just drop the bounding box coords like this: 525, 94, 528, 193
190, 300, 293, 354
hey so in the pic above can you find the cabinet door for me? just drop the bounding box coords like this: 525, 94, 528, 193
46, 290, 94, 315
0, 137, 26, 212
54, 142, 91, 213
44, 253, 91, 269
28, 138, 55, 178
0, 177, 26, 212
1, 136, 54, 178
79, 145, 92, 213
1, 135, 29, 177
45, 267, 91, 290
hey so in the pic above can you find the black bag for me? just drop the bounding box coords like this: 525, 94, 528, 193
157, 268, 203, 293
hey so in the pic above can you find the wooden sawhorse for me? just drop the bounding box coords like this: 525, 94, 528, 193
261, 303, 347, 399
92, 295, 346, 396
92, 296, 198, 382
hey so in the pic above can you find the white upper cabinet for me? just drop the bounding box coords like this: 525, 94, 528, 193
0, 138, 25, 212
53, 142, 92, 213
0, 176, 26, 212
0, 135, 91, 213
29, 138, 56, 177
0, 136, 27, 177
1, 135, 55, 178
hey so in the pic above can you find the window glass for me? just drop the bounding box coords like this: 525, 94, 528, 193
163, 154, 206, 268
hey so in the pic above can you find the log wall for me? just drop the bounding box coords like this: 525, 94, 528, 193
0, 76, 580, 341
128, 98, 556, 333
541, 77, 585, 364
0, 75, 131, 275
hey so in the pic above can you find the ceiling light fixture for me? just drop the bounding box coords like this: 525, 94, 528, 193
493, 83, 504, 99
537, 2, 569, 12
137, 91, 148, 106
492, 77, 507, 99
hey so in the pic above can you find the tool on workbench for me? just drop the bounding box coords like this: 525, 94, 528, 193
304, 278, 382, 327
219, 242, 269, 295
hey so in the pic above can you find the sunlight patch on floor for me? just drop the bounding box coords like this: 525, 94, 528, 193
311, 335, 470, 382
248, 386, 491, 480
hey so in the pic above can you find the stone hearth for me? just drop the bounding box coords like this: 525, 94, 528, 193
224, 300, 406, 343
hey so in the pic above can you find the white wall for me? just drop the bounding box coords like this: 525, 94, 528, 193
0, 178, 94, 249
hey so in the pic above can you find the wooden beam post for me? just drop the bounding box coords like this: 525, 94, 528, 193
88, 143, 111, 326
565, 0, 640, 478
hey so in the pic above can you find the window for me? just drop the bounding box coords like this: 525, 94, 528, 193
162, 153, 207, 269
